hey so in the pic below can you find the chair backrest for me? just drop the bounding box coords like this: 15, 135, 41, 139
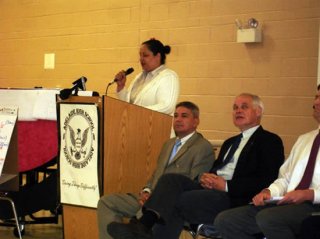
209, 139, 224, 157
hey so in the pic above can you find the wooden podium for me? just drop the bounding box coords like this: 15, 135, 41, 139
59, 96, 172, 239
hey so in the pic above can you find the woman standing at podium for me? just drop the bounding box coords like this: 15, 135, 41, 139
114, 38, 180, 115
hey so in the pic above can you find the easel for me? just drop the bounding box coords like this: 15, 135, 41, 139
0, 107, 21, 238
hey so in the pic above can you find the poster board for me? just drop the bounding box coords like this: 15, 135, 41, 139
58, 103, 100, 208
0, 106, 19, 191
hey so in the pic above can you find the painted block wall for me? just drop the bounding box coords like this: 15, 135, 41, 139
0, 0, 319, 155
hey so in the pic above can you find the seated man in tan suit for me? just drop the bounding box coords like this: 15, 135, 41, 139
97, 101, 215, 239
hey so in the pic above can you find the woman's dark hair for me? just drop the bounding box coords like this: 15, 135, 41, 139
142, 39, 171, 64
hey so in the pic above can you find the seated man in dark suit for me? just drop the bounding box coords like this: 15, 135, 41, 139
214, 86, 320, 239
107, 93, 285, 239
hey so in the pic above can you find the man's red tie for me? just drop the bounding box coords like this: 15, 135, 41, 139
295, 131, 320, 190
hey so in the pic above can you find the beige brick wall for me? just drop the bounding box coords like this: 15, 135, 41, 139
0, 0, 319, 155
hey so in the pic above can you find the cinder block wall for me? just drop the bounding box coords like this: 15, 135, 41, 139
0, 0, 319, 155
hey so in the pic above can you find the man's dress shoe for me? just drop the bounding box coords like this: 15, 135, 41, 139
107, 218, 152, 239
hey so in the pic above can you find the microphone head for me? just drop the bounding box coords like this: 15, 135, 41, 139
125, 67, 134, 76
73, 76, 87, 90
59, 88, 73, 100
112, 68, 134, 83
60, 76, 88, 100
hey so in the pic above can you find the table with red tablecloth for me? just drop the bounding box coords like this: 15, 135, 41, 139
0, 89, 59, 172
18, 120, 58, 172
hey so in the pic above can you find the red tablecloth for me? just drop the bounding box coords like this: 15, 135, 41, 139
18, 120, 58, 172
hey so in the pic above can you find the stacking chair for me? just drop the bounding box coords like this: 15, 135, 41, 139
0, 161, 23, 238
0, 156, 60, 238
16, 157, 60, 236
0, 193, 22, 239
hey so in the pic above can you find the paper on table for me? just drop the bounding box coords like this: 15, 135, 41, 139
249, 196, 284, 205
264, 196, 284, 204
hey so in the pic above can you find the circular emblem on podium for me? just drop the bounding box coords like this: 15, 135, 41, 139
62, 108, 95, 168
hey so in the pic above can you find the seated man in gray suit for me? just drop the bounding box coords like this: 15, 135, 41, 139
97, 101, 215, 239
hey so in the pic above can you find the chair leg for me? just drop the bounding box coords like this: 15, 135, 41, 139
185, 229, 196, 239
194, 224, 204, 238
183, 225, 197, 239
0, 196, 22, 239
195, 224, 222, 239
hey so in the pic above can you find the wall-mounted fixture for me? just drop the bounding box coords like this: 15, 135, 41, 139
44, 53, 55, 69
236, 18, 262, 43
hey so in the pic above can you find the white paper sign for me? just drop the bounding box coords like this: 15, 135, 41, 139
0, 106, 18, 176
59, 103, 100, 208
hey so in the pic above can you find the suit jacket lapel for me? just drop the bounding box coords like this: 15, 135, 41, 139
211, 126, 263, 171
160, 139, 175, 168
237, 126, 263, 164
211, 137, 234, 169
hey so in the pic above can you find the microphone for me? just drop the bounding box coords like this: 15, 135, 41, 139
60, 76, 87, 100
105, 67, 134, 95
113, 67, 134, 83
72, 76, 87, 90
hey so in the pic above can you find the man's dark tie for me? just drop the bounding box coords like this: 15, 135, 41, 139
211, 133, 242, 173
295, 131, 320, 190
